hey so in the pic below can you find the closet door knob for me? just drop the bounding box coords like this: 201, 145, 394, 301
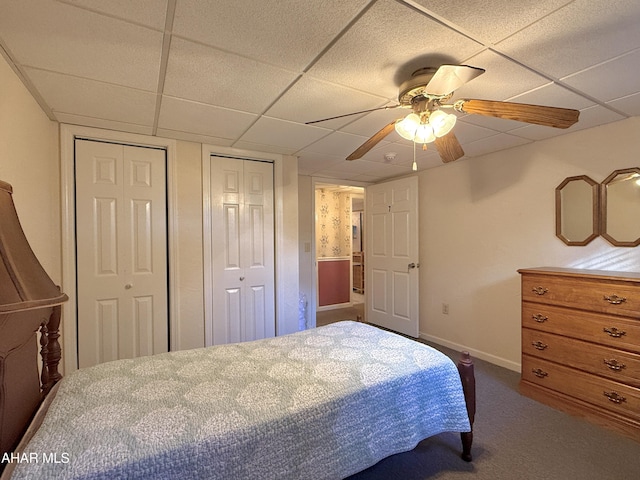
125, 283, 133, 290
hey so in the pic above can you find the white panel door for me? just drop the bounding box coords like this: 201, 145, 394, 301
76, 140, 168, 368
209, 156, 275, 344
366, 176, 419, 337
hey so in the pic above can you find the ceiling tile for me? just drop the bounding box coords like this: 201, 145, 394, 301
357, 161, 414, 176
339, 107, 406, 137
308, 0, 483, 99
164, 38, 298, 113
508, 123, 582, 141
359, 140, 436, 166
297, 153, 345, 176
1, 0, 636, 183
172, 0, 371, 71
25, 68, 157, 125
155, 128, 235, 147
561, 48, 640, 103
303, 131, 372, 158
452, 120, 504, 143
507, 82, 596, 109
607, 92, 640, 116
0, 0, 163, 91
62, 0, 169, 29
410, 0, 573, 44
266, 76, 388, 126
451, 50, 550, 102
158, 96, 257, 138
320, 158, 378, 175
239, 117, 331, 151
456, 114, 523, 134
496, 0, 640, 78
462, 133, 532, 157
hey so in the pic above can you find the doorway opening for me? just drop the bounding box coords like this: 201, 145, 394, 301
314, 183, 365, 327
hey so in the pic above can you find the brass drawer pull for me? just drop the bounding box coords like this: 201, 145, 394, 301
603, 391, 626, 404
532, 314, 548, 323
603, 294, 626, 305
532, 286, 548, 296
603, 359, 626, 371
532, 368, 548, 378
532, 341, 548, 351
603, 327, 626, 338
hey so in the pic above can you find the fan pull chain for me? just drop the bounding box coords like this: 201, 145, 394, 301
412, 140, 417, 171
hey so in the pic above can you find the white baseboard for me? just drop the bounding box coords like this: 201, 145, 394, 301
419, 332, 522, 373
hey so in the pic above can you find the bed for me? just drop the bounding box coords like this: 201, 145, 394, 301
0, 179, 474, 479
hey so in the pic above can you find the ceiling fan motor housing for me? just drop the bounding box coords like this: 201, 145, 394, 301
398, 67, 442, 105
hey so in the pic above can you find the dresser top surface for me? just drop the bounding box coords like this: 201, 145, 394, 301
518, 267, 640, 283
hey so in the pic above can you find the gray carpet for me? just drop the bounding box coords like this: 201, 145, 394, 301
347, 341, 640, 480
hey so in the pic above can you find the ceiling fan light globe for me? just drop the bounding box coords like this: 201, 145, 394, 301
430, 110, 457, 137
395, 113, 421, 140
414, 124, 435, 143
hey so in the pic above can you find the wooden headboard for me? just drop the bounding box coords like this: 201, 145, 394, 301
0, 305, 63, 456
0, 179, 67, 458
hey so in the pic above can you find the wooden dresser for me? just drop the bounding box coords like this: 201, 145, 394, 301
518, 267, 640, 441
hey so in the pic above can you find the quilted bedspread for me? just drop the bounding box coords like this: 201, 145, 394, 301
11, 321, 470, 479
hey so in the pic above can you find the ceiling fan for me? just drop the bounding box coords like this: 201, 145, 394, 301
306, 65, 580, 164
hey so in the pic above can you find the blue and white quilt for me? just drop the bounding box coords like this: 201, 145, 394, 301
10, 321, 470, 479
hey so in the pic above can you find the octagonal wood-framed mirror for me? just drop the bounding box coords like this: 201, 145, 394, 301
555, 175, 600, 246
601, 167, 640, 247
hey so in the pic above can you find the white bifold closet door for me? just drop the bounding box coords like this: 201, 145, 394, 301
75, 139, 168, 368
207, 156, 275, 345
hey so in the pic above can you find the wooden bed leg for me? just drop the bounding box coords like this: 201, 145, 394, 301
457, 351, 475, 462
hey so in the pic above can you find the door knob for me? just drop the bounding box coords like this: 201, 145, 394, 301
125, 283, 133, 290
407, 262, 420, 272
239, 276, 245, 281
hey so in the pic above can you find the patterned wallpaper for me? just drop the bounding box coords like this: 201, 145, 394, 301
315, 189, 352, 258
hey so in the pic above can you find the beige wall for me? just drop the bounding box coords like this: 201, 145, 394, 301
0, 54, 60, 283
419, 116, 640, 370
173, 140, 205, 349
297, 175, 314, 327
274, 153, 301, 335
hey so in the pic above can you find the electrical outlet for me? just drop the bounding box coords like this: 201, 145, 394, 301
442, 303, 449, 314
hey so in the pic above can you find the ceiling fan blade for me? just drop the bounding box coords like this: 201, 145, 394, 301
346, 120, 398, 160
434, 132, 464, 163
306, 104, 401, 125
424, 65, 485, 96
458, 99, 579, 128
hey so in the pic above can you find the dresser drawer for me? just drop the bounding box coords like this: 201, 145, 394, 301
522, 302, 640, 354
522, 328, 640, 387
522, 355, 640, 421
522, 274, 640, 317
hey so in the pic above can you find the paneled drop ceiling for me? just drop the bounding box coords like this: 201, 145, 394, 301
1, 0, 639, 182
